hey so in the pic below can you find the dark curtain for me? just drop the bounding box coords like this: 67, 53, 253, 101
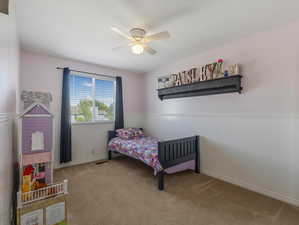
114, 76, 124, 130
60, 67, 72, 163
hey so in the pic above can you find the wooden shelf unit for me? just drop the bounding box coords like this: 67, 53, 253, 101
158, 75, 242, 100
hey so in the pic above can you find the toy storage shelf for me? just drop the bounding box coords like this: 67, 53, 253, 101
157, 75, 242, 100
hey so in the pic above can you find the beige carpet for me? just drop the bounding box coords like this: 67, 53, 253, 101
54, 157, 299, 225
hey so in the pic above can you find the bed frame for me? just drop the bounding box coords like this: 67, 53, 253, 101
107, 129, 200, 190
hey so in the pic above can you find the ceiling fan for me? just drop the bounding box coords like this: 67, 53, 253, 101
111, 27, 170, 55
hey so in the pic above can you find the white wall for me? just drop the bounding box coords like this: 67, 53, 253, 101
0, 0, 19, 224
19, 50, 144, 168
142, 20, 299, 206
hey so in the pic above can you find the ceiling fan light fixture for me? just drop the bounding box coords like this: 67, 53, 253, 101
111, 26, 169, 55
131, 44, 144, 55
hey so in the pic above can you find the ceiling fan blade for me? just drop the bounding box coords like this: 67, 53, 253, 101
110, 26, 133, 41
144, 31, 170, 42
144, 45, 157, 55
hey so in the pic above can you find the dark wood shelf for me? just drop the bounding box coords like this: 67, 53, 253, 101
158, 75, 242, 100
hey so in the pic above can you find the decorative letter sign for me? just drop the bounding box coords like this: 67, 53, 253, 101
157, 59, 241, 89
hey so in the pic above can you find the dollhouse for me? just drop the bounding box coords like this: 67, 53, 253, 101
20, 103, 53, 192
17, 97, 69, 225
17, 100, 68, 207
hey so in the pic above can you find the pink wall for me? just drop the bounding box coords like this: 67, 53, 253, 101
20, 50, 143, 116
20, 50, 144, 167
142, 20, 299, 205
144, 21, 299, 116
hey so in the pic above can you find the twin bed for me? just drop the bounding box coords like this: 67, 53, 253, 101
107, 128, 200, 190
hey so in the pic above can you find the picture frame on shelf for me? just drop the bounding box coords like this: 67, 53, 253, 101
157, 76, 170, 89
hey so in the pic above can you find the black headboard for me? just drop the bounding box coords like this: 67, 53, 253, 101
107, 128, 144, 143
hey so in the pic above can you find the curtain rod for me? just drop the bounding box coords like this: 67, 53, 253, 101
56, 67, 116, 79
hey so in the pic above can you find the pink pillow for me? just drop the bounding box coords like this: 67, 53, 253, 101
116, 128, 144, 140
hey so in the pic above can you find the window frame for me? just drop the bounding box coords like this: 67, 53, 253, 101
69, 72, 116, 125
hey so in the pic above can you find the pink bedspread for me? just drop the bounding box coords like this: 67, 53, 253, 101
108, 137, 195, 174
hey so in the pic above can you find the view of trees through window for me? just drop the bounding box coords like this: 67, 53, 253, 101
70, 74, 115, 123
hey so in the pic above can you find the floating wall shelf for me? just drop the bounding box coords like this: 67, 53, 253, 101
158, 75, 242, 100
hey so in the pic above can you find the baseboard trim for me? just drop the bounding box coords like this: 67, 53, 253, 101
54, 158, 108, 170
202, 169, 299, 207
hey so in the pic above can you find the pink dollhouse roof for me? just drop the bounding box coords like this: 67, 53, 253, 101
19, 103, 53, 118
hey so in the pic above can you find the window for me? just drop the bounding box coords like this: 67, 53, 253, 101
31, 131, 44, 151
69, 73, 115, 123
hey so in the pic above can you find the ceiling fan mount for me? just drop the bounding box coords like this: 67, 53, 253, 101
111, 26, 170, 55
129, 28, 146, 41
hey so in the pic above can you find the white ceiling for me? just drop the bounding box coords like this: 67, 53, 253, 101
16, 0, 299, 73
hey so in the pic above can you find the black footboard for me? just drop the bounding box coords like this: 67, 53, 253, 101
157, 136, 200, 190
158, 136, 199, 169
